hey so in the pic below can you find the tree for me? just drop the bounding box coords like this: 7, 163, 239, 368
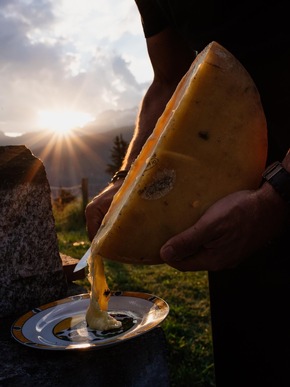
106, 134, 128, 176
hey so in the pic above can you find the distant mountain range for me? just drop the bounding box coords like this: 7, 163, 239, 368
0, 124, 135, 198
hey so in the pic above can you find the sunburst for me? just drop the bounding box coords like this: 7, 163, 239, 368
37, 110, 94, 136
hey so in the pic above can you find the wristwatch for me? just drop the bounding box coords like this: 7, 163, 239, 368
262, 161, 290, 204
110, 170, 128, 183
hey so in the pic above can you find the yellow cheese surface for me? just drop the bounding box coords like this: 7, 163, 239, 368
91, 41, 268, 265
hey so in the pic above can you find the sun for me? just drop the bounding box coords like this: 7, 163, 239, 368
37, 110, 94, 135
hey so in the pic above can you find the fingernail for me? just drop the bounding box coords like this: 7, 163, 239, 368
161, 245, 177, 261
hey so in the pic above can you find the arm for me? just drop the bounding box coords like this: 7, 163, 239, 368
122, 28, 196, 168
86, 27, 195, 240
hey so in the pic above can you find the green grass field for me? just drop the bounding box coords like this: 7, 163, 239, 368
55, 202, 215, 386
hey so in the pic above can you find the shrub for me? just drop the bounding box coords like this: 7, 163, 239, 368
52, 199, 85, 231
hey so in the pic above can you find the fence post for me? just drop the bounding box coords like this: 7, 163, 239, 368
81, 178, 89, 218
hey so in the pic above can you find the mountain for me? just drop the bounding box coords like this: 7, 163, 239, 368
0, 124, 134, 198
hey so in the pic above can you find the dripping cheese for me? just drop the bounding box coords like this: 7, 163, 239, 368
86, 254, 121, 330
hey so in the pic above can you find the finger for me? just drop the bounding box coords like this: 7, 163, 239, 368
164, 247, 234, 272
160, 220, 209, 262
164, 249, 209, 271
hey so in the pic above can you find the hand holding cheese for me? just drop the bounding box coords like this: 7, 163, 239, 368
160, 184, 289, 271
90, 41, 268, 266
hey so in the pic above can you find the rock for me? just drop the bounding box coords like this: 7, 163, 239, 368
0, 145, 67, 318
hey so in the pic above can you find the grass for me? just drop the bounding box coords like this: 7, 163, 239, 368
54, 202, 215, 387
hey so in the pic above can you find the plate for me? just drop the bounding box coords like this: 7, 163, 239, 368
11, 291, 169, 350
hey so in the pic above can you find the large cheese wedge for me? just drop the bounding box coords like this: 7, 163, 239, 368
91, 41, 268, 265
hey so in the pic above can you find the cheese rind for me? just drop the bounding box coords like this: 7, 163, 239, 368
91, 41, 268, 265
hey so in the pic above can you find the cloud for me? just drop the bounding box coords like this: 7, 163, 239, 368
0, 0, 151, 134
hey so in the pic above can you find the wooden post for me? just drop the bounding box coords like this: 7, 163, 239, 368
81, 177, 88, 218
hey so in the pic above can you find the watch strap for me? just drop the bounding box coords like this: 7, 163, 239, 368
263, 162, 290, 204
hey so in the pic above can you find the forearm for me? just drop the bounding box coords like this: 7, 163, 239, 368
121, 80, 177, 169
121, 28, 195, 170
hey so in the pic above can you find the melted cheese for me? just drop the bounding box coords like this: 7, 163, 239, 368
86, 41, 268, 325
86, 253, 121, 330
89, 41, 267, 265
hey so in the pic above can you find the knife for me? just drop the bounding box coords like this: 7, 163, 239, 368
73, 247, 91, 272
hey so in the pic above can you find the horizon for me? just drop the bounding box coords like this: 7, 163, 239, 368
1, 106, 138, 139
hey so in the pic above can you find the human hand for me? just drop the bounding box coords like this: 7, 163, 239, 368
85, 180, 123, 241
160, 184, 287, 271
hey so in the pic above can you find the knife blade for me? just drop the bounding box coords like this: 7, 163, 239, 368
73, 247, 91, 272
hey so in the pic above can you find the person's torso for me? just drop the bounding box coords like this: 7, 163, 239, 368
152, 0, 290, 162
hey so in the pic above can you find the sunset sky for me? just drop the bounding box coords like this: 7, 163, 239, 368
0, 0, 152, 136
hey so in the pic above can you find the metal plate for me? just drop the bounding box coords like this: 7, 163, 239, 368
11, 292, 169, 350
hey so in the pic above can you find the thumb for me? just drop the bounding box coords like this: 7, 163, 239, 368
160, 222, 206, 262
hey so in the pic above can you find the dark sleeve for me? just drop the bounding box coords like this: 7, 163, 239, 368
135, 0, 169, 38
